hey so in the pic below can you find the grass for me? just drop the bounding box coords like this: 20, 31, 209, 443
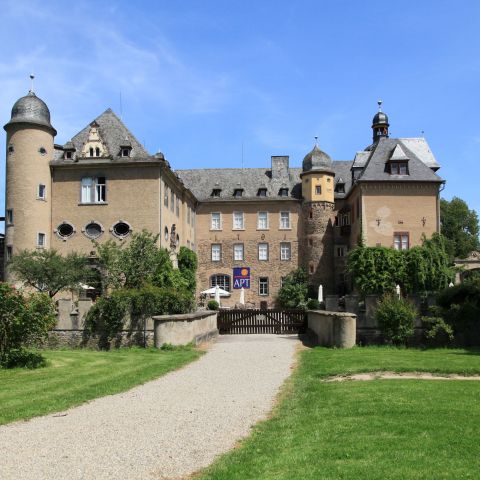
198, 347, 480, 479
0, 346, 202, 425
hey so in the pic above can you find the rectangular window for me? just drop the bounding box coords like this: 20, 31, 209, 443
341, 213, 351, 226
280, 211, 291, 229
233, 211, 244, 230
211, 244, 221, 261
211, 274, 231, 292
258, 243, 269, 261
38, 184, 46, 199
315, 185, 322, 195
259, 277, 269, 296
336, 246, 347, 257
280, 242, 291, 260
176, 196, 180, 217
279, 188, 289, 197
37, 233, 46, 248
187, 207, 191, 225
390, 162, 409, 175
211, 212, 221, 230
233, 189, 243, 198
6, 245, 13, 261
164, 185, 169, 207
171, 190, 175, 212
393, 233, 409, 250
233, 243, 244, 261
81, 177, 106, 203
6, 209, 13, 225
257, 211, 268, 230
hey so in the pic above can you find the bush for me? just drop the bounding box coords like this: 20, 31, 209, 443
207, 300, 219, 311
434, 279, 480, 346
375, 294, 417, 345
1, 349, 46, 369
277, 268, 308, 309
422, 310, 454, 345
306, 298, 321, 310
85, 285, 195, 348
0, 283, 56, 368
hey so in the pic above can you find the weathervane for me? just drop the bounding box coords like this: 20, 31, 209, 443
29, 74, 35, 93
377, 99, 383, 111
314, 135, 318, 146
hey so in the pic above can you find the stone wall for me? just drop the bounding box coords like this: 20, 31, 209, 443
153, 311, 218, 347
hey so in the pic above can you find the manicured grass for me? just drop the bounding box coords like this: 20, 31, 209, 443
199, 347, 480, 479
0, 347, 202, 425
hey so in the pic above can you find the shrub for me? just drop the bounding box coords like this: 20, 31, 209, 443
306, 298, 321, 310
375, 294, 417, 345
0, 283, 56, 368
422, 309, 454, 345
1, 349, 46, 369
277, 268, 308, 309
85, 285, 195, 349
207, 300, 219, 311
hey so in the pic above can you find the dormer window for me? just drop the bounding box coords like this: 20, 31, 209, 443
233, 189, 243, 198
279, 188, 289, 197
335, 182, 345, 193
95, 147, 100, 157
257, 188, 267, 197
121, 148, 130, 157
388, 161, 409, 175
89, 147, 94, 157
65, 151, 73, 159
211, 188, 222, 197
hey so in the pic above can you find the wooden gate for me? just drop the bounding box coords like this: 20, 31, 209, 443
217, 309, 307, 334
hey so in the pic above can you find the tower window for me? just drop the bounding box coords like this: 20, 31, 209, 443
279, 188, 289, 197
37, 184, 46, 200
315, 185, 322, 195
37, 233, 46, 248
38, 147, 47, 155
8, 145, 14, 154
6, 209, 13, 225
56, 222, 75, 240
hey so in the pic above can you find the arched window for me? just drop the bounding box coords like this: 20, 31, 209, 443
210, 274, 231, 292
95, 147, 100, 157
89, 147, 94, 157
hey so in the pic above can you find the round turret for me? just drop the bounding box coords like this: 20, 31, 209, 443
302, 145, 334, 173
371, 100, 389, 142
4, 91, 56, 135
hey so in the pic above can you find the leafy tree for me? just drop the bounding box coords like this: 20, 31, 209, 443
440, 197, 480, 259
8, 249, 93, 297
178, 247, 198, 295
277, 268, 308, 309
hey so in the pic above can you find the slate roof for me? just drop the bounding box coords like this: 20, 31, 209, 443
176, 161, 354, 201
356, 137, 443, 183
51, 109, 151, 165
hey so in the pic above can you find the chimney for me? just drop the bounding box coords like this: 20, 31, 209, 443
271, 156, 289, 179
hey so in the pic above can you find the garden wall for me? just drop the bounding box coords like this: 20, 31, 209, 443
307, 310, 356, 348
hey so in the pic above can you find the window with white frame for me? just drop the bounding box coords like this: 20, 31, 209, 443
280, 211, 291, 229
37, 232, 46, 248
393, 232, 409, 250
211, 244, 221, 261
233, 243, 244, 261
37, 184, 46, 200
280, 242, 291, 260
211, 212, 221, 230
258, 242, 268, 261
233, 211, 244, 230
257, 211, 268, 229
259, 277, 269, 296
210, 274, 231, 292
81, 177, 106, 203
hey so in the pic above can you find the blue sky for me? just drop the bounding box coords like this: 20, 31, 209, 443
1, 0, 479, 221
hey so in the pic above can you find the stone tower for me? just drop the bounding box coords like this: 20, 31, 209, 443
4, 88, 56, 279
300, 142, 335, 294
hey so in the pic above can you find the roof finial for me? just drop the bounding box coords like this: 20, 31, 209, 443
377, 99, 383, 112
29, 74, 35, 93
314, 135, 318, 146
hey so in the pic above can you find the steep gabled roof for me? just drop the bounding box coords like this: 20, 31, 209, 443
356, 137, 443, 183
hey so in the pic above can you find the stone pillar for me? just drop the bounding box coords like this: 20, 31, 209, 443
365, 295, 379, 328
325, 295, 339, 312
344, 294, 360, 315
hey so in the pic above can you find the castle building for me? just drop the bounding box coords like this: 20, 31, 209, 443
3, 91, 444, 307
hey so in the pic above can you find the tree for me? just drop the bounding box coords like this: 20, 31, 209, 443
277, 268, 308, 309
8, 249, 93, 297
440, 197, 480, 259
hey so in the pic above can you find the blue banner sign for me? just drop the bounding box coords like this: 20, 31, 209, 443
233, 267, 250, 289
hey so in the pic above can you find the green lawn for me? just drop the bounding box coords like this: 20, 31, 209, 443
0, 347, 202, 425
199, 347, 480, 480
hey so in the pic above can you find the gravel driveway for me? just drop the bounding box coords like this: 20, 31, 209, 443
0, 334, 299, 480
